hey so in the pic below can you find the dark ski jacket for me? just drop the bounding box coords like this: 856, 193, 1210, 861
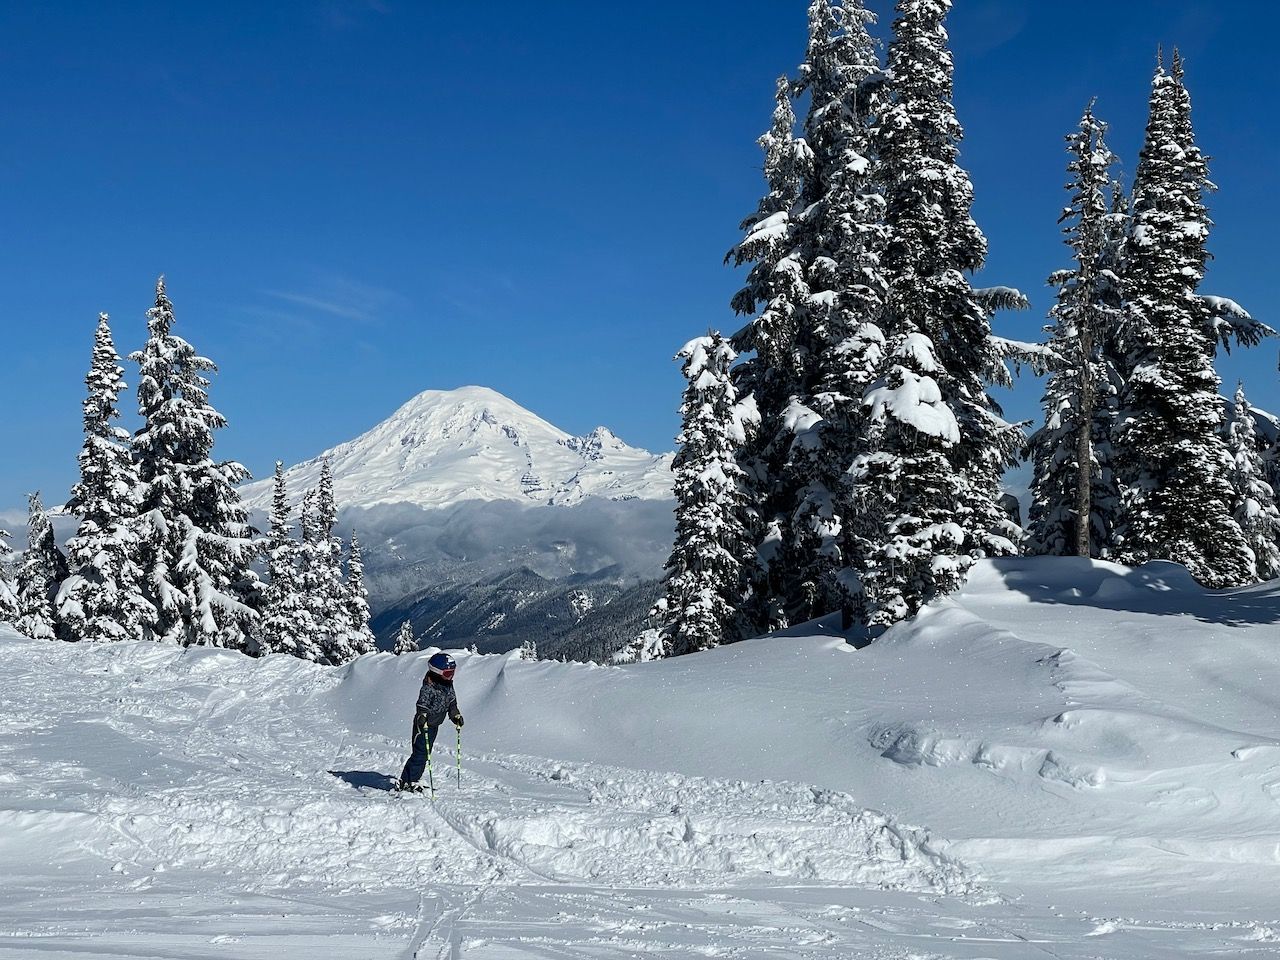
415, 674, 462, 727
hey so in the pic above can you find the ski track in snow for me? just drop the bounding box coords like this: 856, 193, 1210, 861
5, 557, 1280, 956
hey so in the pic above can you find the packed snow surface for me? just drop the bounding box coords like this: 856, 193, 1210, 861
238, 385, 673, 511
4, 557, 1280, 956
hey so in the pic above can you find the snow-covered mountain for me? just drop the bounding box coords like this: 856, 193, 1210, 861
240, 385, 673, 513
238, 387, 675, 650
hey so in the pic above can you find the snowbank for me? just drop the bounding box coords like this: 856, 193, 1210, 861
4, 555, 1280, 955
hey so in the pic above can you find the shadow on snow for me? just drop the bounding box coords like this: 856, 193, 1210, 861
984, 556, 1280, 628
328, 770, 399, 792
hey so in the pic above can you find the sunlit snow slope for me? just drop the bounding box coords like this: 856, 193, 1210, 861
3, 557, 1280, 957
239, 385, 673, 511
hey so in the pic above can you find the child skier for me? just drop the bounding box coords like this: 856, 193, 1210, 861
397, 652, 464, 792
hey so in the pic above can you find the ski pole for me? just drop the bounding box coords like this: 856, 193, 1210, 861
456, 727, 462, 787
426, 737, 435, 800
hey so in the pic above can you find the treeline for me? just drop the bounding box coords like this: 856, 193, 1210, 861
0, 279, 375, 663
639, 0, 1269, 660
378, 568, 661, 664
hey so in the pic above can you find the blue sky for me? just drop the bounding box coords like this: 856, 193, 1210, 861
1, 1, 1276, 512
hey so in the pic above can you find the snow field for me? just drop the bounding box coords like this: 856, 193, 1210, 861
4, 556, 1280, 956
0, 625, 971, 958
0, 628, 963, 894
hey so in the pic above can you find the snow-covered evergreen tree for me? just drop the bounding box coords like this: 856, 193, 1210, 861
57, 314, 153, 643
304, 463, 360, 662
519, 639, 538, 661
1226, 384, 1280, 582
858, 0, 1025, 624
16, 493, 65, 640
616, 627, 664, 664
1112, 57, 1254, 587
131, 278, 259, 646
651, 334, 759, 658
284, 473, 368, 665
1093, 178, 1132, 548
393, 620, 418, 655
1026, 104, 1124, 558
256, 462, 321, 660
728, 75, 812, 633
0, 529, 16, 623
293, 489, 328, 658
1167, 55, 1271, 357
783, 0, 891, 626
728, 0, 887, 630
852, 334, 968, 623
342, 529, 376, 657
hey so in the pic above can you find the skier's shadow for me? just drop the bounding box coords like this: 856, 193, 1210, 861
329, 770, 398, 792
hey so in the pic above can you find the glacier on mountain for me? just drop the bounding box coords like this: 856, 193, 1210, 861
239, 385, 673, 513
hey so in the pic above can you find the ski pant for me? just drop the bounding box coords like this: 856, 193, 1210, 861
399, 712, 440, 786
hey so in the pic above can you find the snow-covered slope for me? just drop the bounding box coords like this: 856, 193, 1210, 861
5, 557, 1280, 956
240, 386, 673, 512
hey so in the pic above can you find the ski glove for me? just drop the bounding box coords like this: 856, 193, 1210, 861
453, 714, 464, 728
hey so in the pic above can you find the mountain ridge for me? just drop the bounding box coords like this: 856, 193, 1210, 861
240, 385, 673, 514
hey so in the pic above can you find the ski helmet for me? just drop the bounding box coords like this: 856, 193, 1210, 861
428, 652, 456, 681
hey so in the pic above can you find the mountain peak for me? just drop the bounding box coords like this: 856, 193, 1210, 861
397, 385, 536, 415
382, 386, 566, 453
241, 385, 673, 512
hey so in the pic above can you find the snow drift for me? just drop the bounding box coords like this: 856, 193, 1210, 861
4, 556, 1280, 956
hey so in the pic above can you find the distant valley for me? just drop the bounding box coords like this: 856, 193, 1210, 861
239, 386, 674, 658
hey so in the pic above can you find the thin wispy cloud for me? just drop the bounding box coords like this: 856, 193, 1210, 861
265, 291, 375, 323
229, 306, 325, 344
261, 276, 408, 328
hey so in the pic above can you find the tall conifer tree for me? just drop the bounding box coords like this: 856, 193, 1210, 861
729, 0, 887, 630
0, 529, 16, 624
342, 530, 376, 658
131, 278, 259, 645
652, 334, 759, 657
1112, 57, 1253, 586
729, 74, 812, 633
1026, 105, 1124, 558
307, 462, 359, 662
294, 490, 329, 659
858, 0, 1025, 624
16, 493, 65, 640
57, 314, 153, 642
256, 462, 321, 659
783, 0, 889, 626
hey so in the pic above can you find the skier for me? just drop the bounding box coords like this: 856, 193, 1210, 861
397, 652, 465, 792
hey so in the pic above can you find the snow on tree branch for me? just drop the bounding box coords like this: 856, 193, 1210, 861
1201, 295, 1273, 352
973, 286, 1031, 313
